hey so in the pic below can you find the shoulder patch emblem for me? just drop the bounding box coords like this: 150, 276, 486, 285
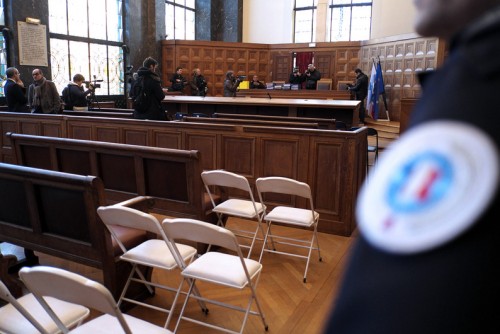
357, 121, 499, 254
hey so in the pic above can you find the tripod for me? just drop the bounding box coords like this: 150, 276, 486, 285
87, 75, 103, 111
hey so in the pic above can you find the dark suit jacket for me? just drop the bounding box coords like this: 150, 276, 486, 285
4, 79, 28, 112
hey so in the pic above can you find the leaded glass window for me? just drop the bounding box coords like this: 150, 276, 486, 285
48, 0, 124, 95
0, 0, 6, 97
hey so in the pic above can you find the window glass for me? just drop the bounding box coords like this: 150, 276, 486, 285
49, 0, 124, 96
68, 0, 88, 37
165, 1, 195, 40
328, 0, 372, 41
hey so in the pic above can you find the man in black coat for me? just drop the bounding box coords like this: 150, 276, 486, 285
347, 68, 369, 124
303, 64, 321, 90
4, 67, 28, 112
325, 1, 500, 333
133, 57, 167, 121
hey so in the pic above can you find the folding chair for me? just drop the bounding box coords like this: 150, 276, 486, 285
0, 279, 89, 334
367, 127, 379, 167
256, 177, 322, 283
19, 266, 173, 334
162, 218, 269, 334
97, 205, 199, 328
201, 170, 266, 258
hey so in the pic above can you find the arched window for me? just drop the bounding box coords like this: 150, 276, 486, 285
48, 0, 125, 96
165, 0, 195, 40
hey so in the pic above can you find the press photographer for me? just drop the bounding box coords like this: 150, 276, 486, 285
223, 70, 242, 97
170, 66, 188, 92
61, 73, 95, 111
289, 67, 305, 86
302, 64, 321, 90
190, 68, 208, 97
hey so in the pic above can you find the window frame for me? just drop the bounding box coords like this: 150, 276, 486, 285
327, 0, 372, 42
293, 0, 317, 43
165, 0, 196, 40
48, 0, 126, 96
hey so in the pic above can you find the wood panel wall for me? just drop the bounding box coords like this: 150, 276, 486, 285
359, 34, 446, 121
161, 36, 446, 124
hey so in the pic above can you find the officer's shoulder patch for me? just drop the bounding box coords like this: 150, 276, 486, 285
357, 121, 499, 254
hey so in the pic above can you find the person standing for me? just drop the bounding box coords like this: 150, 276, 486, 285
303, 64, 321, 90
28, 69, 61, 114
289, 67, 305, 88
4, 67, 28, 112
132, 57, 167, 121
347, 68, 369, 124
250, 75, 266, 89
325, 1, 500, 333
223, 70, 241, 97
189, 68, 207, 96
62, 74, 94, 111
170, 66, 187, 93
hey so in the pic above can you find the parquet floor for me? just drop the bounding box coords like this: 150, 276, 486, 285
31, 217, 357, 334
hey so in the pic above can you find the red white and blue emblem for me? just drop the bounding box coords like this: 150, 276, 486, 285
357, 121, 499, 254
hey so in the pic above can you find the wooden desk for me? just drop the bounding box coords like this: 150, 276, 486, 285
162, 96, 360, 127
236, 89, 352, 100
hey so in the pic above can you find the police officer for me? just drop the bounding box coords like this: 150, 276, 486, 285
325, 0, 500, 333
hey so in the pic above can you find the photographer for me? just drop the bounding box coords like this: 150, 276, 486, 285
289, 67, 305, 87
303, 64, 321, 90
347, 68, 369, 124
189, 68, 208, 96
170, 66, 187, 92
223, 70, 241, 97
62, 73, 94, 111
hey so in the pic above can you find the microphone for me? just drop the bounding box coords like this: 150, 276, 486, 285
267, 92, 272, 99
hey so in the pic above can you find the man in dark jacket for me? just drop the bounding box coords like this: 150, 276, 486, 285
133, 57, 166, 121
4, 67, 28, 112
347, 68, 369, 124
325, 1, 500, 333
223, 70, 241, 97
303, 64, 321, 90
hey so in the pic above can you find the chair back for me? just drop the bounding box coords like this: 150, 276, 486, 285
0, 280, 49, 334
256, 177, 316, 213
19, 266, 133, 334
163, 218, 239, 253
201, 170, 252, 193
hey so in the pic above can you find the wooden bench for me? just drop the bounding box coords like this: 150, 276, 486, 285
181, 116, 320, 129
212, 113, 337, 130
7, 132, 206, 221
0, 162, 153, 298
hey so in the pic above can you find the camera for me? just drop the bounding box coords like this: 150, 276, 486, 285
84, 80, 103, 89
293, 68, 299, 73
237, 75, 247, 81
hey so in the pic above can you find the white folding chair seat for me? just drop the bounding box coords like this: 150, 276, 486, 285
256, 177, 322, 283
0, 279, 89, 334
97, 205, 198, 328
19, 266, 173, 334
162, 218, 269, 334
201, 170, 266, 258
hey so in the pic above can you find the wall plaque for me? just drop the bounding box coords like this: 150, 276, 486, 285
17, 21, 48, 67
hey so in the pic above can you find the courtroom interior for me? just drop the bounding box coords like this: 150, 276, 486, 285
0, 1, 445, 333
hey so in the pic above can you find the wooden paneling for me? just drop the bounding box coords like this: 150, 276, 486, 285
0, 113, 367, 236
360, 34, 445, 122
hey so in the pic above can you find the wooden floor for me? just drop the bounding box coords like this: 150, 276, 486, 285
25, 217, 358, 334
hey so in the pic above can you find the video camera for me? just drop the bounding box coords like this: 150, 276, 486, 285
293, 67, 299, 73
84, 79, 103, 89
237, 75, 247, 81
